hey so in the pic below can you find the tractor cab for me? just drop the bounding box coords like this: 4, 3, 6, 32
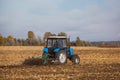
45, 36, 68, 53
42, 36, 80, 64
47, 38, 67, 48
47, 37, 67, 48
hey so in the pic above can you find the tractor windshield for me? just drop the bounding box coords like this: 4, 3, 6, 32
47, 38, 67, 48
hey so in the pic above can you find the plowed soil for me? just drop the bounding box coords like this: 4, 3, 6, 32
0, 46, 120, 80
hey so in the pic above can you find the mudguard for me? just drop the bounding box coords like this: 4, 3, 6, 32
68, 48, 74, 56
43, 47, 48, 53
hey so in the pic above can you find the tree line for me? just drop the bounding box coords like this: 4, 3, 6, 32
0, 31, 91, 46
91, 41, 120, 48
1, 31, 119, 47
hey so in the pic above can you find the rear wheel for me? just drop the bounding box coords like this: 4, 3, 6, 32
71, 54, 80, 64
56, 50, 67, 64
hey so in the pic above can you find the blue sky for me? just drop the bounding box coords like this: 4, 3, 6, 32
0, 0, 120, 41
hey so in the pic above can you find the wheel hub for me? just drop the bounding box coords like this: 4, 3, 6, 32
59, 53, 66, 63
75, 58, 79, 64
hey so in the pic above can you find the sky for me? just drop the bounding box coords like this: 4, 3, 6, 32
0, 0, 120, 41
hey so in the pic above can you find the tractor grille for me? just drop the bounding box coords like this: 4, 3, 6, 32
48, 47, 54, 53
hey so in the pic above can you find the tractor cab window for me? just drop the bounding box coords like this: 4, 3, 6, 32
53, 39, 58, 47
57, 39, 67, 47
47, 39, 52, 47
47, 39, 57, 47
62, 39, 67, 47
47, 38, 67, 48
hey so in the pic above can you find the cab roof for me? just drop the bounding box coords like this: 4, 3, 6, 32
47, 36, 67, 39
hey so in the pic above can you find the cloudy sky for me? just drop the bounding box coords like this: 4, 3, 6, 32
0, 0, 120, 41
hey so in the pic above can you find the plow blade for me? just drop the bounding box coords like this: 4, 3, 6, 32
23, 54, 54, 65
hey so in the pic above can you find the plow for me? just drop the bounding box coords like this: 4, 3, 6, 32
24, 36, 80, 65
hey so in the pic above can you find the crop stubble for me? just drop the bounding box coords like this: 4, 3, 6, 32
0, 46, 120, 80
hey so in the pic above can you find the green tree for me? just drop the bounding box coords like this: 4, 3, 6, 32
43, 32, 52, 40
28, 31, 35, 39
51, 33, 56, 36
17, 39, 21, 46
58, 32, 67, 36
28, 31, 37, 45
85, 41, 92, 46
0, 35, 6, 46
7, 35, 14, 46
8, 35, 14, 41
76, 37, 81, 46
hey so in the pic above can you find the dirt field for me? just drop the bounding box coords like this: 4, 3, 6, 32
0, 46, 120, 80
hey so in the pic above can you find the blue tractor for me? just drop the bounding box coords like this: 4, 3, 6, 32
42, 36, 80, 64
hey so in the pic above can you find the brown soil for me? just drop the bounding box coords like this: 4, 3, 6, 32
0, 46, 120, 80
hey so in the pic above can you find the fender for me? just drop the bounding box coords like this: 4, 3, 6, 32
67, 48, 74, 56
43, 47, 48, 53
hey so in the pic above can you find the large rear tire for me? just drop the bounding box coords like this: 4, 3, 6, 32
56, 50, 67, 64
71, 54, 80, 64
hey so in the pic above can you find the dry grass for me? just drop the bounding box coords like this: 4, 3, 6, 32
0, 46, 120, 80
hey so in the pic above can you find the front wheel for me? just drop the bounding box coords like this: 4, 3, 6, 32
71, 54, 80, 64
56, 50, 67, 64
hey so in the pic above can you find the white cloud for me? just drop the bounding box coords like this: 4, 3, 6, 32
0, 0, 120, 41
